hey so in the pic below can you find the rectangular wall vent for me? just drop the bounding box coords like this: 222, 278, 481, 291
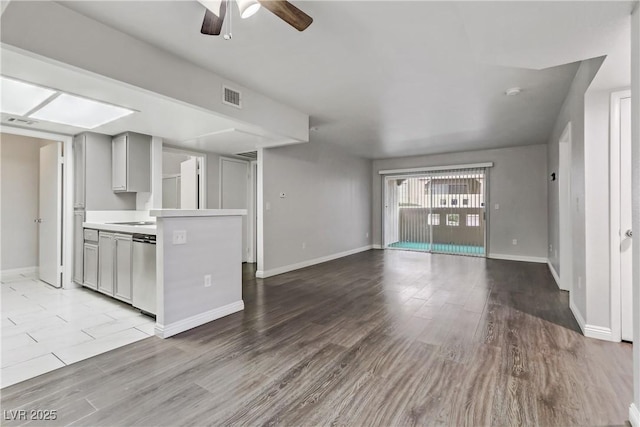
222, 85, 242, 109
236, 151, 257, 160
6, 117, 37, 125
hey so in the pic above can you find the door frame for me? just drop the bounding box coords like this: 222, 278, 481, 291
559, 122, 573, 293
248, 160, 258, 263
162, 145, 207, 209
609, 89, 632, 342
1, 125, 73, 288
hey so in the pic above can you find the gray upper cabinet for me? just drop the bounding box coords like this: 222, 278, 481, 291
112, 132, 151, 193
73, 132, 136, 210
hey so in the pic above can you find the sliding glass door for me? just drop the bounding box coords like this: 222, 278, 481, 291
383, 167, 487, 257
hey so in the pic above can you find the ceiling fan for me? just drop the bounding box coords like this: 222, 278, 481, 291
197, 0, 313, 38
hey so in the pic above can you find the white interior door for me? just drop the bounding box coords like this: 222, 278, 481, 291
221, 158, 248, 262
39, 143, 62, 287
620, 96, 633, 342
180, 158, 198, 209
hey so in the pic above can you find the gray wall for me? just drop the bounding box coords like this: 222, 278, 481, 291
546, 57, 604, 324
372, 144, 548, 259
0, 134, 51, 270
262, 141, 372, 273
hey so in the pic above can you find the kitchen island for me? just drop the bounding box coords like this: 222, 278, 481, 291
150, 209, 247, 338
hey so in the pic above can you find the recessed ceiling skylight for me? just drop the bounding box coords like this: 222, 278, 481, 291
29, 93, 135, 129
0, 76, 57, 116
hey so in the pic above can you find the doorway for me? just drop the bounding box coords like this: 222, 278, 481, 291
558, 123, 573, 292
161, 147, 206, 210
220, 157, 251, 263
610, 90, 633, 342
383, 167, 488, 257
1, 132, 65, 288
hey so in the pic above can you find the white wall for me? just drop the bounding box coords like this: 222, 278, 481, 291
547, 57, 605, 327
260, 142, 372, 276
630, 3, 639, 422
372, 144, 548, 260
0, 133, 52, 271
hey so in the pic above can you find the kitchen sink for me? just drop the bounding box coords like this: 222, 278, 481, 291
107, 221, 156, 226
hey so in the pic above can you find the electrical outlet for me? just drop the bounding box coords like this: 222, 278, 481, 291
172, 230, 187, 245
204, 274, 212, 287
266, 202, 271, 211
549, 244, 553, 252
366, 232, 369, 238
578, 276, 582, 289
495, 203, 500, 210
512, 239, 517, 245
302, 242, 306, 249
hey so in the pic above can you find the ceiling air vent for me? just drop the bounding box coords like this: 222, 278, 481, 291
222, 85, 242, 109
236, 151, 257, 160
6, 117, 37, 126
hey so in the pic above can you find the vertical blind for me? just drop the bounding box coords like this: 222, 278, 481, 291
385, 167, 487, 257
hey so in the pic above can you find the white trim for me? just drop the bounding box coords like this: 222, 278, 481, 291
630, 403, 640, 427
248, 160, 258, 263
547, 261, 561, 289
154, 300, 244, 338
378, 162, 493, 175
372, 244, 383, 250
610, 90, 632, 343
584, 324, 615, 342
256, 245, 373, 278
559, 122, 573, 292
0, 266, 38, 280
1, 125, 74, 289
570, 299, 586, 333
488, 253, 547, 263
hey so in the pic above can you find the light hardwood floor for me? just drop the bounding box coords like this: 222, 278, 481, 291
0, 250, 633, 426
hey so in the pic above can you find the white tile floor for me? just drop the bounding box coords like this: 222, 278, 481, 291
1, 273, 155, 388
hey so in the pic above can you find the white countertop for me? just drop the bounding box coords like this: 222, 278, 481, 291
83, 222, 157, 235
150, 209, 247, 218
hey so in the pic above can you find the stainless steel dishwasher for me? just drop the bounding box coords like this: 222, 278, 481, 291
132, 233, 156, 316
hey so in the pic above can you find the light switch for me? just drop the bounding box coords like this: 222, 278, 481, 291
266, 202, 271, 211
172, 230, 187, 245
495, 203, 500, 210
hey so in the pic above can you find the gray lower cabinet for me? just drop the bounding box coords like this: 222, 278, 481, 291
114, 234, 133, 303
74, 211, 85, 284
98, 232, 115, 296
97, 231, 133, 303
83, 243, 98, 290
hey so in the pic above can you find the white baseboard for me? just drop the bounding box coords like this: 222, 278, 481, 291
630, 403, 640, 427
570, 299, 586, 334
256, 245, 373, 278
372, 244, 383, 250
547, 261, 561, 289
488, 253, 547, 263
155, 300, 244, 339
584, 324, 615, 341
0, 266, 38, 280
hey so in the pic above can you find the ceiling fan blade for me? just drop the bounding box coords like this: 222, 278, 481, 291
201, 3, 226, 36
258, 0, 313, 32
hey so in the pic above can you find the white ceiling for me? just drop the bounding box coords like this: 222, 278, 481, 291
49, 1, 636, 158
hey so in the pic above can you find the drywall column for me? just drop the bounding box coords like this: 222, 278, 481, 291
151, 209, 246, 338
630, 5, 640, 426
